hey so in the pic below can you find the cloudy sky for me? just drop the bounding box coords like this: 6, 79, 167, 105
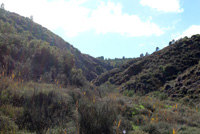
1, 0, 200, 58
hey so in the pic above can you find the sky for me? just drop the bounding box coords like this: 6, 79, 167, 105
1, 0, 200, 59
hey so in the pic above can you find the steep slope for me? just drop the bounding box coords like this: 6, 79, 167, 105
94, 35, 200, 95
0, 8, 112, 82
164, 62, 200, 103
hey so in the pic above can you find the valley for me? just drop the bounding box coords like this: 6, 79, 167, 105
0, 8, 200, 134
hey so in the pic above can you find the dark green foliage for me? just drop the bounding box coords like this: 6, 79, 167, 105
141, 122, 173, 134
150, 91, 168, 101
95, 65, 104, 75
142, 123, 160, 134
99, 57, 133, 68
20, 91, 73, 134
0, 8, 112, 82
96, 56, 104, 60
95, 34, 200, 99
1, 76, 200, 134
156, 47, 159, 52
165, 61, 200, 102
162, 64, 178, 80
179, 126, 200, 134
0, 15, 76, 86
70, 68, 86, 87
0, 20, 16, 34
123, 90, 134, 97
78, 100, 117, 134
0, 114, 18, 134
0, 78, 75, 134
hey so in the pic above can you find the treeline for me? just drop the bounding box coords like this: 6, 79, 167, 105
97, 56, 133, 68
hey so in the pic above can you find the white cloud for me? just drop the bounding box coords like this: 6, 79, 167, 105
176, 25, 200, 40
0, 0, 164, 37
90, 2, 164, 37
140, 0, 183, 13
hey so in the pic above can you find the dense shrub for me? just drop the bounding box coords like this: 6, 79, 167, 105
0, 113, 18, 134
70, 68, 86, 87
20, 90, 73, 134
78, 100, 117, 134
123, 90, 134, 97
179, 126, 200, 134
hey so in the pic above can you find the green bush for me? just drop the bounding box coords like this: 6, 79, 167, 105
20, 90, 73, 134
78, 100, 117, 134
178, 126, 200, 134
70, 68, 86, 87
142, 123, 160, 134
123, 90, 134, 97
159, 93, 168, 101
98, 82, 117, 97
0, 113, 18, 134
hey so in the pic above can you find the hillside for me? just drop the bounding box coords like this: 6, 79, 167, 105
0, 8, 112, 82
94, 35, 200, 98
164, 61, 200, 103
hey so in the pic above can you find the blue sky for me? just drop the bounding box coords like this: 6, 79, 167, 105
1, 0, 200, 59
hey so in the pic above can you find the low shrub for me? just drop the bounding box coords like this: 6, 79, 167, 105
178, 126, 200, 134
0, 113, 18, 134
123, 90, 134, 97
78, 99, 117, 134
142, 123, 160, 134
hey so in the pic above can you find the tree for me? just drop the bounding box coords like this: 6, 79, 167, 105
1, 3, 4, 9
30, 15, 33, 21
140, 53, 144, 57
70, 68, 86, 87
97, 56, 104, 60
156, 47, 159, 52
169, 39, 175, 45
145, 52, 149, 56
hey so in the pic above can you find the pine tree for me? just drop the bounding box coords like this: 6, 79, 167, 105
30, 15, 33, 21
156, 47, 159, 52
1, 3, 4, 9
